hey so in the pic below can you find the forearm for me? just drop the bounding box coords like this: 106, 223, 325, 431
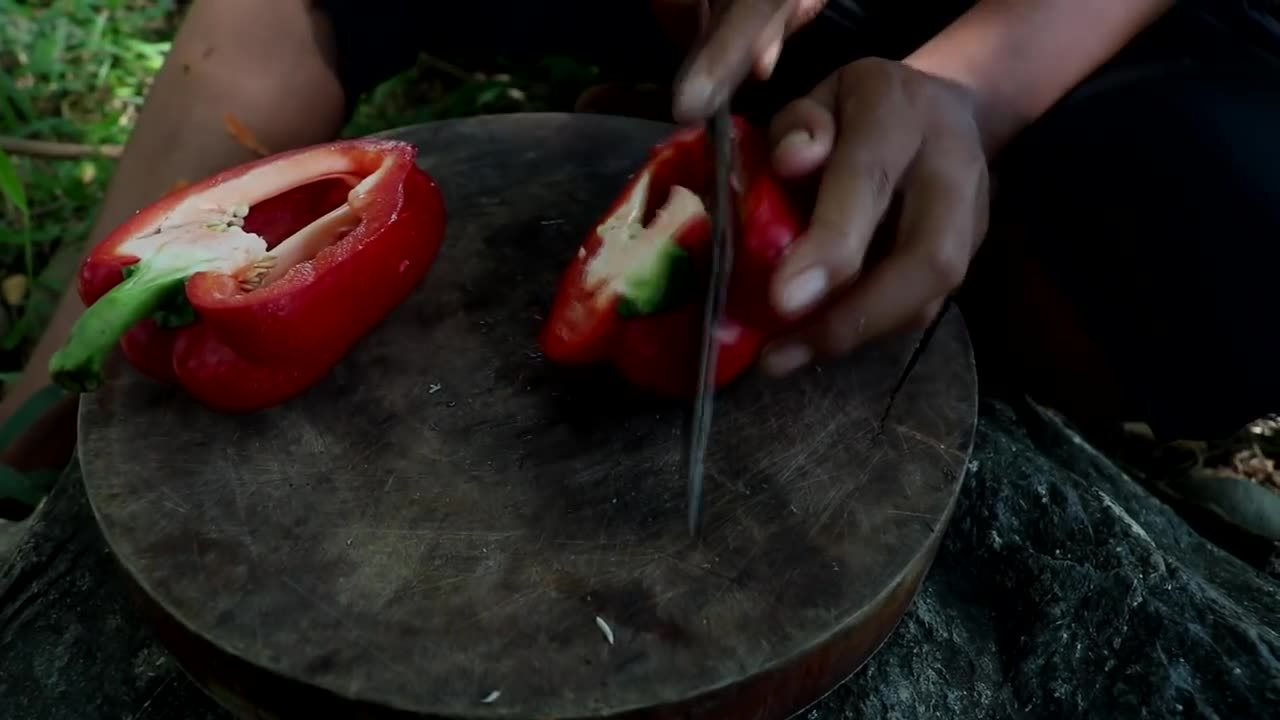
905, 0, 1176, 154
0, 0, 348, 424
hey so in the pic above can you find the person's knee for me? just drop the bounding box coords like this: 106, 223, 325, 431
171, 0, 349, 145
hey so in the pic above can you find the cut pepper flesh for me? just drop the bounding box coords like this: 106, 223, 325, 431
585, 174, 707, 316
541, 160, 711, 366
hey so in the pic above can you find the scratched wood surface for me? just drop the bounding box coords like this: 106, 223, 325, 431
77, 113, 978, 720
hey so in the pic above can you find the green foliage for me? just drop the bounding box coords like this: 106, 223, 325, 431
0, 0, 180, 378
342, 55, 600, 137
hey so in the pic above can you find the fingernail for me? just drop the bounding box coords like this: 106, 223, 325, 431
776, 129, 812, 158
763, 343, 813, 376
676, 73, 714, 119
780, 266, 828, 315
757, 40, 783, 79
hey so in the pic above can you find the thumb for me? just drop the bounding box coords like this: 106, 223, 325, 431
672, 0, 794, 122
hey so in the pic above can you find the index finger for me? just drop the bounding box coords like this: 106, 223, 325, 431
769, 77, 924, 318
673, 0, 794, 122
811, 134, 983, 355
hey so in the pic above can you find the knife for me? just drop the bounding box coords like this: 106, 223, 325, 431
683, 106, 735, 538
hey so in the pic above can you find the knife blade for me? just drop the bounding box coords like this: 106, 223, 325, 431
683, 106, 735, 538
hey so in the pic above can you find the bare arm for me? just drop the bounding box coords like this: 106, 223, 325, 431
904, 0, 1177, 154
0, 0, 348, 437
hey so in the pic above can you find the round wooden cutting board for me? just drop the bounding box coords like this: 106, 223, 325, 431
78, 113, 978, 720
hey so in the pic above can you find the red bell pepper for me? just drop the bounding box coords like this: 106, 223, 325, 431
612, 303, 763, 399
49, 138, 446, 413
539, 116, 805, 394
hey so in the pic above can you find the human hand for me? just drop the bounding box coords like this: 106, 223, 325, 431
757, 57, 991, 376
656, 0, 830, 123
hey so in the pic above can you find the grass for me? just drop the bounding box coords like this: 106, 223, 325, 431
0, 0, 602, 399
0, 1, 176, 385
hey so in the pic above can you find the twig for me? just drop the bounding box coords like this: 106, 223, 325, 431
0, 136, 123, 159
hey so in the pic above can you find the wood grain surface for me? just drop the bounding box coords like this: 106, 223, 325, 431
77, 113, 978, 720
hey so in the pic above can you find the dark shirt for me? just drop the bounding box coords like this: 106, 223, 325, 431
313, 0, 1280, 122
314, 0, 980, 102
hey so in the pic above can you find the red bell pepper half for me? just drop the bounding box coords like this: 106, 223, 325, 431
539, 116, 804, 394
539, 140, 712, 366
48, 138, 446, 413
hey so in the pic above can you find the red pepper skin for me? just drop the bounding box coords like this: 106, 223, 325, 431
119, 321, 179, 383
612, 304, 763, 399
170, 324, 335, 413
725, 137, 807, 335
62, 138, 447, 412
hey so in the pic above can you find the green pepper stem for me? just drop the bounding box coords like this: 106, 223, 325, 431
48, 261, 191, 393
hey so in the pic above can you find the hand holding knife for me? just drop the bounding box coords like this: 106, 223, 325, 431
673, 1, 966, 535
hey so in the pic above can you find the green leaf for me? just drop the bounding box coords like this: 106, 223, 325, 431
0, 150, 29, 222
